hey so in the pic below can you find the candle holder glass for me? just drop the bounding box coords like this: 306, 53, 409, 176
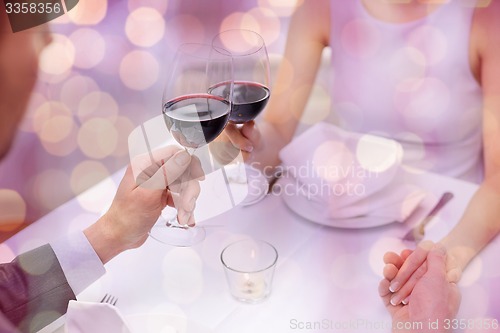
220, 239, 278, 303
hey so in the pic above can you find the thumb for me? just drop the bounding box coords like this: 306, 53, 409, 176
141, 151, 191, 190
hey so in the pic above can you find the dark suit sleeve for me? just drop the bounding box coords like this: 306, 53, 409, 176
0, 244, 76, 333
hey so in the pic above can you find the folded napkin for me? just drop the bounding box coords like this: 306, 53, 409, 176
65, 301, 132, 333
279, 123, 426, 227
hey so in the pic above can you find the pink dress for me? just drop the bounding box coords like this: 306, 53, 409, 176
329, 0, 483, 183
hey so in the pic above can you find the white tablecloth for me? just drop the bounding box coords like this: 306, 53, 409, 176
5, 167, 500, 333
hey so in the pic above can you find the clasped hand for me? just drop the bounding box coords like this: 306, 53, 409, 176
379, 242, 461, 333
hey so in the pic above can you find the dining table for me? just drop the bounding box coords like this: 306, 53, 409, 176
4, 162, 500, 333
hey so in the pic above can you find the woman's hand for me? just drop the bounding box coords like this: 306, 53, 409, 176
84, 146, 203, 264
211, 121, 262, 164
379, 243, 461, 333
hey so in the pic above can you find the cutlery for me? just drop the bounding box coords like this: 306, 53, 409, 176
402, 192, 454, 243
100, 294, 118, 306
267, 170, 283, 194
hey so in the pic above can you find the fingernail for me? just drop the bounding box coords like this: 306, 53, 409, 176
402, 297, 409, 305
390, 296, 400, 306
175, 151, 190, 166
188, 222, 196, 227
244, 145, 253, 153
389, 281, 400, 293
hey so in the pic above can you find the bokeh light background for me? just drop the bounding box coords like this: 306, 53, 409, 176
0, 0, 323, 237
1, 0, 500, 326
0, 0, 492, 239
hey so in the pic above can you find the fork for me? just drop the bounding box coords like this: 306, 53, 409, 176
402, 192, 454, 243
100, 294, 118, 306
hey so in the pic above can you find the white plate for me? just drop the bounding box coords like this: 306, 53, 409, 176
281, 171, 426, 229
125, 313, 213, 333
283, 193, 397, 229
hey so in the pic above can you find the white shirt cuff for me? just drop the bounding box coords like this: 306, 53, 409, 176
50, 231, 106, 295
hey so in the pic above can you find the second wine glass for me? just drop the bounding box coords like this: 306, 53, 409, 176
149, 43, 233, 247
211, 30, 272, 201
211, 29, 271, 124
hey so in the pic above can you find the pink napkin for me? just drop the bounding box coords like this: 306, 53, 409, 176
279, 123, 426, 227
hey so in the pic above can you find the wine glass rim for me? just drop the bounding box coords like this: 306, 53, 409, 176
220, 239, 278, 273
176, 42, 233, 61
212, 29, 267, 57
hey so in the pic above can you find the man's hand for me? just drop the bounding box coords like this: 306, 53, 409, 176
84, 146, 202, 263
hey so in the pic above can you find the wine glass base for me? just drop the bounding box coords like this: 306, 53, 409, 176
149, 224, 206, 247
225, 164, 269, 206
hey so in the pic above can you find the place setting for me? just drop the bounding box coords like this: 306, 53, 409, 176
265, 122, 430, 228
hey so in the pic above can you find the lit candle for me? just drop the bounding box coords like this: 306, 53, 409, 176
238, 273, 267, 301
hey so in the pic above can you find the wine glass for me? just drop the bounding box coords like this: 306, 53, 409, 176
149, 43, 233, 246
211, 29, 271, 123
211, 29, 271, 203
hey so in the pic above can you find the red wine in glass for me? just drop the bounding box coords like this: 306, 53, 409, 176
163, 94, 230, 149
209, 81, 270, 124
211, 30, 272, 191
212, 29, 271, 124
